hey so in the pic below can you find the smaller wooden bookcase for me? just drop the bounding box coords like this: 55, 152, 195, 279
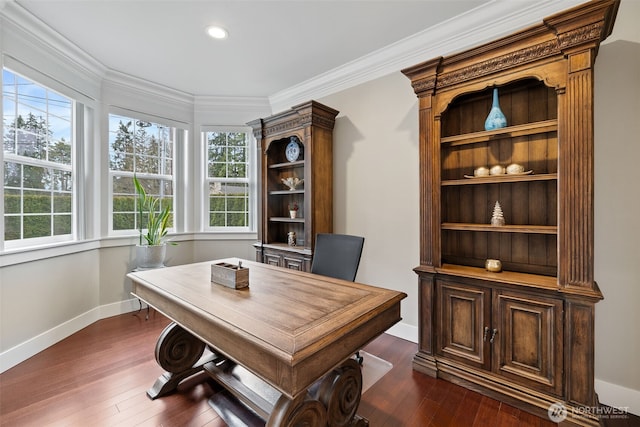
248, 101, 338, 271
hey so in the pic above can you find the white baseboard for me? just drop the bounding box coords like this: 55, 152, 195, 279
595, 379, 640, 416
0, 298, 138, 374
385, 321, 418, 344
100, 298, 143, 319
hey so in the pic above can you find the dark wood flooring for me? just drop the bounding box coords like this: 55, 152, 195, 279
1, 311, 637, 426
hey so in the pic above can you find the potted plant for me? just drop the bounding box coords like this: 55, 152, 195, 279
288, 202, 299, 219
134, 175, 174, 268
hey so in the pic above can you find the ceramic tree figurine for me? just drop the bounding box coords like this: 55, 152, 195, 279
491, 201, 505, 226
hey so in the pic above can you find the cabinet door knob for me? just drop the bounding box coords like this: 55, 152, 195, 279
483, 326, 490, 341
490, 328, 498, 343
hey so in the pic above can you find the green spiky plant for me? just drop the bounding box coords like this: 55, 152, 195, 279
133, 175, 174, 246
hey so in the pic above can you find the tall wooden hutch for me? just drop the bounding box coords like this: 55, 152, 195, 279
402, 1, 619, 425
249, 101, 338, 271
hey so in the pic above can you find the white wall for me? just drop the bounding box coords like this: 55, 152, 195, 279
319, 72, 420, 336
592, 38, 640, 413
0, 250, 100, 349
593, 0, 640, 408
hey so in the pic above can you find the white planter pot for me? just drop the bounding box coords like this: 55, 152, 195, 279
136, 244, 167, 269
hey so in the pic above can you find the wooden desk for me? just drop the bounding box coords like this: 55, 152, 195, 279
128, 258, 406, 427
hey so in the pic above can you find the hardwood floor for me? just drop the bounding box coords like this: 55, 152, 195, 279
1, 311, 637, 426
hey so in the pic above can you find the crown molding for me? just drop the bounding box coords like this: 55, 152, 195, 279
194, 95, 271, 114
269, 0, 586, 112
1, 1, 105, 81
103, 68, 194, 108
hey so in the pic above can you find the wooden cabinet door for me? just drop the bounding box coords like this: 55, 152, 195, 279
283, 255, 305, 271
436, 280, 491, 370
262, 248, 311, 271
263, 252, 282, 267
492, 290, 563, 396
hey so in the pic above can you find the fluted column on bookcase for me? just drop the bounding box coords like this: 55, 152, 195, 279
402, 57, 441, 269
548, 0, 618, 294
559, 49, 596, 291
548, 1, 619, 409
402, 58, 441, 377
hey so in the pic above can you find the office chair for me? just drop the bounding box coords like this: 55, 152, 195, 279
311, 233, 365, 282
311, 233, 366, 365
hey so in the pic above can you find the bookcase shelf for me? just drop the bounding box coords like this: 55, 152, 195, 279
440, 119, 558, 146
441, 173, 557, 186
441, 223, 557, 234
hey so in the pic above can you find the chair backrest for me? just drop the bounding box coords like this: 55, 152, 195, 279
310, 233, 365, 282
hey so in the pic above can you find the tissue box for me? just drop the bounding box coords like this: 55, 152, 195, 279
211, 262, 249, 289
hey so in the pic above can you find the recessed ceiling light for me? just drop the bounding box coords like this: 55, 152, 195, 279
206, 26, 228, 40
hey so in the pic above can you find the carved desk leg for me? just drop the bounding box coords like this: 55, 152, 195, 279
267, 393, 327, 427
313, 358, 368, 427
147, 322, 217, 399
266, 358, 368, 427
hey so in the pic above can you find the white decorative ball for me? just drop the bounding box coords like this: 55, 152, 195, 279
474, 167, 490, 177
490, 165, 505, 175
506, 163, 525, 175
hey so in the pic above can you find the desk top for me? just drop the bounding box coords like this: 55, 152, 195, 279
128, 258, 406, 398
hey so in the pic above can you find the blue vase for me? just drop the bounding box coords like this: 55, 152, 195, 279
484, 88, 507, 131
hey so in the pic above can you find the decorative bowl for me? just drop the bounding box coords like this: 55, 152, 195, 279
485, 259, 502, 272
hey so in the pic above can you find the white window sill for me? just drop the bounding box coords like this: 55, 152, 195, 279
0, 232, 258, 267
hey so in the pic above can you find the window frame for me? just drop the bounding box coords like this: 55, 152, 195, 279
2, 67, 78, 251
202, 126, 256, 233
107, 109, 178, 239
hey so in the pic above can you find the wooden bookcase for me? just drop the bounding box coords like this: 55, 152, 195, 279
248, 101, 338, 271
402, 1, 619, 425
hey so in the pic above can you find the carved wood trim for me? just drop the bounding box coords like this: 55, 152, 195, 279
401, 57, 441, 97
411, 77, 437, 96
262, 113, 336, 137
557, 22, 605, 50
436, 40, 560, 89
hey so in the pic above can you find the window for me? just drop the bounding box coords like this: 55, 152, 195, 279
108, 113, 174, 237
204, 129, 252, 230
2, 68, 74, 247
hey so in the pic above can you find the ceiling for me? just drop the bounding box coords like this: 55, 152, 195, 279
9, 1, 588, 101
13, 0, 491, 97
